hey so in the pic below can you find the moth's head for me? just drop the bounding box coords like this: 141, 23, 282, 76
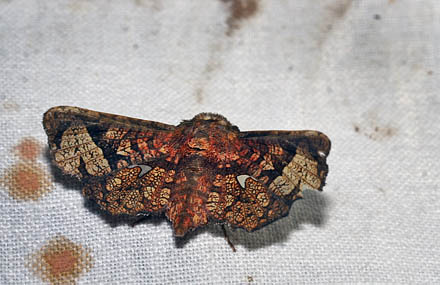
192, 113, 231, 126
180, 113, 240, 132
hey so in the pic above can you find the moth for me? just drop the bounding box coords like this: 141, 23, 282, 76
43, 106, 331, 237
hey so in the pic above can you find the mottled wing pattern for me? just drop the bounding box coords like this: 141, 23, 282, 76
241, 130, 331, 193
83, 165, 176, 215
207, 130, 330, 232
43, 106, 178, 215
43, 106, 177, 179
207, 173, 290, 232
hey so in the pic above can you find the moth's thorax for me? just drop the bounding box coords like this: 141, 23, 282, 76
179, 113, 240, 151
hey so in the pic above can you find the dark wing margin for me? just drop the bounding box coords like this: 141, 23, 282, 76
42, 106, 176, 180
43, 106, 175, 138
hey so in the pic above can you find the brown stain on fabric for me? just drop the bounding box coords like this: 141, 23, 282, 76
194, 43, 224, 104
193, 1, 259, 102
221, 0, 259, 36
2, 100, 20, 111
1, 162, 53, 201
316, 0, 352, 48
195, 87, 204, 104
67, 0, 92, 13
354, 125, 360, 133
134, 0, 161, 10
376, 186, 386, 194
326, 0, 352, 19
27, 236, 92, 285
353, 123, 397, 141
14, 137, 42, 161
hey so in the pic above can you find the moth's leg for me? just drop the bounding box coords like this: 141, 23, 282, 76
131, 213, 150, 227
221, 225, 236, 252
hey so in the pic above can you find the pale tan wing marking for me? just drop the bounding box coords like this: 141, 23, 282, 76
54, 124, 111, 178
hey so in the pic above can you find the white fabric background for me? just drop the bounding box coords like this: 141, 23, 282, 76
1, 0, 439, 283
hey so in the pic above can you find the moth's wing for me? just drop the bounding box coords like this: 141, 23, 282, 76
43, 106, 176, 180
206, 130, 330, 232
206, 171, 292, 232
43, 106, 179, 215
240, 130, 331, 193
82, 164, 177, 216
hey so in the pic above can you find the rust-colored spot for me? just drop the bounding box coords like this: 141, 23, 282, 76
27, 235, 92, 285
1, 162, 52, 201
14, 137, 42, 161
221, 0, 259, 36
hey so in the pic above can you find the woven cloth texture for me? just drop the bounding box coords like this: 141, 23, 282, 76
1, 0, 439, 284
